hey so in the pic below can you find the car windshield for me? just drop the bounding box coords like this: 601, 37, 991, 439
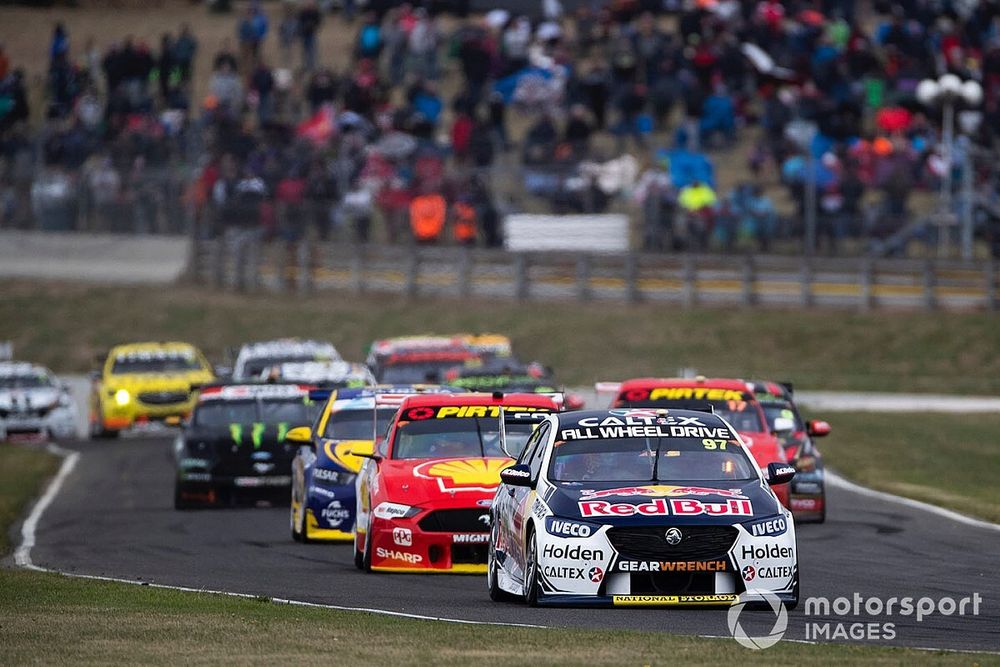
762, 402, 804, 432
324, 407, 397, 440
392, 418, 534, 460
379, 361, 464, 384
549, 435, 757, 483
194, 398, 314, 428
0, 374, 53, 389
240, 355, 321, 379
619, 396, 766, 433
111, 352, 203, 374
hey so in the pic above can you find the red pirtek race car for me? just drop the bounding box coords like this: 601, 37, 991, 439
599, 377, 791, 508
751, 380, 831, 523
354, 392, 558, 573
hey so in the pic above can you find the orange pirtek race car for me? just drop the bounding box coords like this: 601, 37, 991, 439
353, 391, 558, 573
598, 377, 791, 509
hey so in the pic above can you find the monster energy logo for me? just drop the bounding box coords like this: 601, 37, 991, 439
229, 422, 268, 448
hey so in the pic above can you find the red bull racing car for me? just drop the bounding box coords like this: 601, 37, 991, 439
598, 377, 791, 509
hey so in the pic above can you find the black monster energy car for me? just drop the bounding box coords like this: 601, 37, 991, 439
173, 383, 319, 508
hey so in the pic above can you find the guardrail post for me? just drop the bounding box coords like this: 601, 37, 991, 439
922, 258, 936, 310
800, 259, 813, 307
985, 258, 997, 311
576, 254, 592, 302
624, 253, 640, 303
458, 248, 473, 298
296, 241, 312, 295
515, 253, 529, 300
859, 258, 874, 311
741, 256, 756, 306
682, 255, 697, 307
351, 245, 366, 294
406, 249, 420, 297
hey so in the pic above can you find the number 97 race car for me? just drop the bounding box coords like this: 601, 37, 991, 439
488, 408, 798, 608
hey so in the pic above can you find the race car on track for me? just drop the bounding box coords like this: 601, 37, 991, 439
488, 408, 798, 607
751, 380, 831, 523
599, 378, 791, 508
353, 392, 559, 573
90, 342, 215, 438
287, 384, 454, 542
0, 361, 77, 441
366, 336, 480, 384
230, 339, 341, 381
260, 360, 375, 388
173, 382, 319, 508
443, 360, 586, 411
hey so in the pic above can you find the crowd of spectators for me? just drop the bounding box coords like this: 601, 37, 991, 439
3, 0, 1000, 255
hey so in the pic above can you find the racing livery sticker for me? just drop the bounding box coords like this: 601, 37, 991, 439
413, 458, 512, 493
578, 498, 753, 518
580, 485, 747, 500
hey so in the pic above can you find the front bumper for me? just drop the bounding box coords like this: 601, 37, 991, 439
304, 484, 356, 541
1, 408, 76, 440
368, 515, 490, 574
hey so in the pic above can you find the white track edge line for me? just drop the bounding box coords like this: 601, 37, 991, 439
825, 470, 1000, 533
14, 443, 79, 568
12, 443, 1000, 652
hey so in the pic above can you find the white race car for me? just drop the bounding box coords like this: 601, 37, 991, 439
489, 408, 798, 608
230, 339, 341, 381
0, 362, 77, 441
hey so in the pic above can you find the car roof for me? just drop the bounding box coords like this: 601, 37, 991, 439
110, 341, 200, 356
0, 361, 50, 377
236, 338, 340, 360
398, 392, 558, 409
619, 377, 752, 392
197, 383, 312, 402
555, 408, 730, 429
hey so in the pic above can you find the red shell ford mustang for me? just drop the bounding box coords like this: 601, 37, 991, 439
353, 392, 558, 573
600, 377, 791, 509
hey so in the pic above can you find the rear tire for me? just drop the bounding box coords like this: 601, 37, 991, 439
298, 502, 311, 543
523, 527, 540, 607
291, 500, 303, 542
784, 570, 800, 610
174, 482, 191, 510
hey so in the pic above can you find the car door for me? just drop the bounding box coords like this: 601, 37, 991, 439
508, 423, 551, 584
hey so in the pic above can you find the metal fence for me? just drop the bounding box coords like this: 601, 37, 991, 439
191, 238, 1000, 311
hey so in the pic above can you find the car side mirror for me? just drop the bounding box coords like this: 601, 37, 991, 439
766, 462, 796, 486
285, 426, 313, 444
352, 451, 383, 464
500, 464, 533, 487
807, 420, 831, 437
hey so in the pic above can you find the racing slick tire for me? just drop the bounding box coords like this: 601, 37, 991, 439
298, 503, 311, 543
174, 482, 193, 510
523, 526, 541, 607
90, 418, 120, 440
785, 571, 800, 610
291, 501, 304, 542
488, 526, 516, 602
360, 507, 373, 572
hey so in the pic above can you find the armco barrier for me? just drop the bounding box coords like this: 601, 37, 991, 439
191, 239, 1000, 312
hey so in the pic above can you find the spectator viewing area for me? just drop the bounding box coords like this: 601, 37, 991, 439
3, 0, 1000, 287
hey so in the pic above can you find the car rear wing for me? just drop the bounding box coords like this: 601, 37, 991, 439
497, 408, 551, 459
594, 381, 621, 394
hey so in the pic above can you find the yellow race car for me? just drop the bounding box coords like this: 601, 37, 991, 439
90, 342, 214, 438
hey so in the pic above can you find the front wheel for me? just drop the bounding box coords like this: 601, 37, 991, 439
488, 527, 516, 602
523, 527, 541, 607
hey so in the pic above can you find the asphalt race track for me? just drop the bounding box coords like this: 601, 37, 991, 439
28, 436, 1000, 653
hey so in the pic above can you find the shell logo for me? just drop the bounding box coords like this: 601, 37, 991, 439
413, 458, 511, 493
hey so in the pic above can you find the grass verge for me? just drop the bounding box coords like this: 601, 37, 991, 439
4, 280, 1000, 394
819, 411, 1000, 524
0, 445, 59, 555
2, 568, 997, 666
